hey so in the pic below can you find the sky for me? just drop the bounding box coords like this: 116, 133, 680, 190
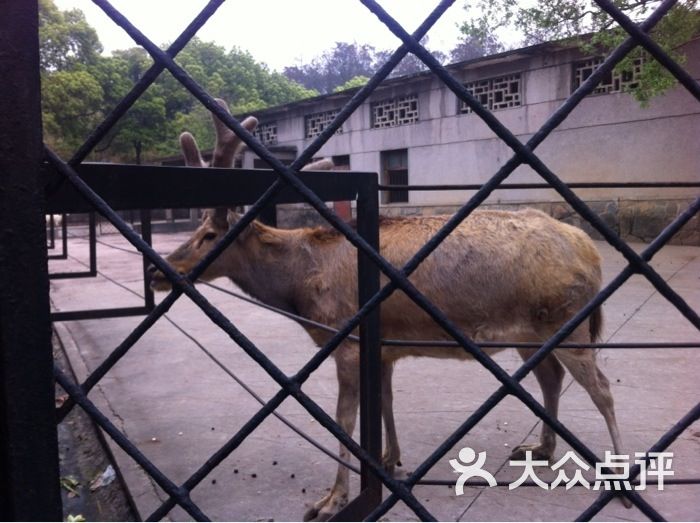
54, 1, 474, 71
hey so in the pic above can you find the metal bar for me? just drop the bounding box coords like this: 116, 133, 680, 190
378, 181, 700, 191
61, 215, 68, 256
49, 213, 96, 278
50, 271, 101, 280
51, 306, 153, 322
45, 164, 369, 213
380, 340, 700, 349
47, 213, 56, 249
416, 477, 700, 487
49, 211, 155, 319
88, 212, 97, 276
353, 172, 383, 516
0, 1, 62, 519
48, 214, 68, 259
140, 209, 155, 311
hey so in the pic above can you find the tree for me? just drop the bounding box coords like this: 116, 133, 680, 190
38, 1, 317, 163
42, 68, 104, 155
457, 1, 700, 104
284, 42, 377, 94
38, 0, 102, 71
284, 38, 449, 93
333, 75, 370, 92
374, 37, 448, 78
449, 34, 504, 62
83, 47, 174, 164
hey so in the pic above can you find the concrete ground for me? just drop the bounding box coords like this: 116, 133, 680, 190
50, 229, 700, 522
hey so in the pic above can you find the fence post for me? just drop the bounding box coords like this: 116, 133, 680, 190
0, 0, 62, 519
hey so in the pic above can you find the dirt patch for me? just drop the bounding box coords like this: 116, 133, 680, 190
54, 333, 137, 522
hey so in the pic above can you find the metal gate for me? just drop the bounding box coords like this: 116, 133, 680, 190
1, 0, 699, 520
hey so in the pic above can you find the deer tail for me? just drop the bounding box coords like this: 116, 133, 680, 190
589, 306, 603, 342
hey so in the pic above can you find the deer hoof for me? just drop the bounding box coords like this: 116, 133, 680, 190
509, 443, 553, 462
303, 492, 348, 521
382, 453, 402, 475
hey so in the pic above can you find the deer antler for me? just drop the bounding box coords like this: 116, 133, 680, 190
211, 98, 258, 168
179, 132, 205, 167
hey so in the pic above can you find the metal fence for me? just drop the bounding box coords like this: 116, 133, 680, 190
1, 0, 699, 520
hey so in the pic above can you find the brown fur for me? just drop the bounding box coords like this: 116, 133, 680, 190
149, 99, 627, 520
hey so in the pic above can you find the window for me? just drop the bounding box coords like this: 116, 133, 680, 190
305, 110, 342, 138
254, 121, 278, 145
332, 154, 350, 170
371, 95, 419, 128
458, 74, 521, 113
572, 56, 644, 94
380, 149, 409, 204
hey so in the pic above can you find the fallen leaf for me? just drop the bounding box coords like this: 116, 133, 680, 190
60, 476, 80, 497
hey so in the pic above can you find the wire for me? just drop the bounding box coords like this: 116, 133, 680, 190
79, 233, 700, 349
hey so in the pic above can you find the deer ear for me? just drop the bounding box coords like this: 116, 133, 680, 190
180, 132, 205, 167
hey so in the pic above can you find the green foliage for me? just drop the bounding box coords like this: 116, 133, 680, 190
334, 75, 370, 92
39, 2, 316, 163
39, 0, 102, 71
458, 1, 700, 104
42, 68, 103, 154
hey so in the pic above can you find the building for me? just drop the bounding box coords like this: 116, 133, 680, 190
238, 37, 700, 244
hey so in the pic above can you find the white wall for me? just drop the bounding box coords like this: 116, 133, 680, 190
249, 38, 700, 206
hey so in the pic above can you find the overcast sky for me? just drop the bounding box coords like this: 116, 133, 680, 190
54, 1, 475, 71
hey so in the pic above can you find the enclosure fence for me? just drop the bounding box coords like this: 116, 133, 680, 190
1, 0, 699, 520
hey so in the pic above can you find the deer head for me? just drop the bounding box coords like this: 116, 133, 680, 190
149, 99, 334, 292
149, 99, 257, 291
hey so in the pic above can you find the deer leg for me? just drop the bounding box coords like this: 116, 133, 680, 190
510, 349, 565, 461
553, 326, 631, 508
553, 350, 624, 455
552, 327, 624, 456
381, 360, 401, 474
304, 349, 359, 522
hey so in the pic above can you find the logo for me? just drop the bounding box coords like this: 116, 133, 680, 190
450, 447, 673, 494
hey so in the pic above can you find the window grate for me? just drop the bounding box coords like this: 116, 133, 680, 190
305, 109, 342, 138
459, 74, 521, 113
253, 121, 278, 145
371, 94, 419, 127
573, 56, 644, 94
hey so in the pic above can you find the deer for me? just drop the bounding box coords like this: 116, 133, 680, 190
149, 99, 626, 521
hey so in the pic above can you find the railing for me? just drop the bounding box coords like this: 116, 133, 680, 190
0, 0, 698, 520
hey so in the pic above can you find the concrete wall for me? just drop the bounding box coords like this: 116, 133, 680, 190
243, 39, 699, 243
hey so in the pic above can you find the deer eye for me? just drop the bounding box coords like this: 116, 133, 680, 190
202, 232, 217, 242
